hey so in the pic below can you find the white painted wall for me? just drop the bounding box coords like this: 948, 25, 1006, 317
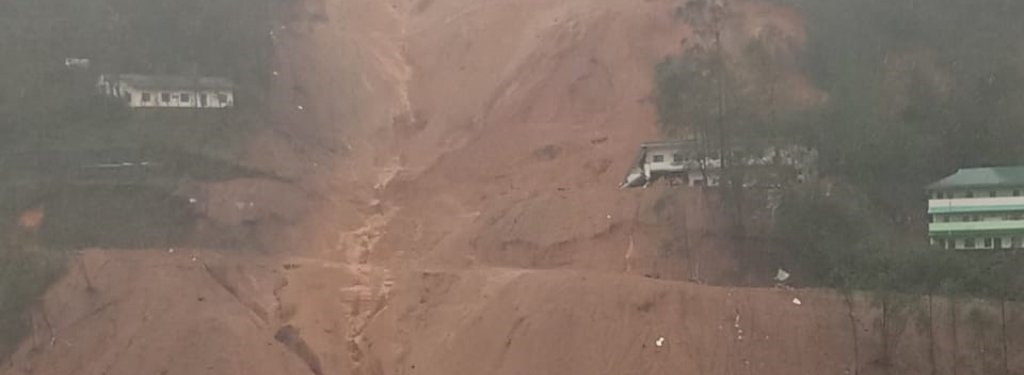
635, 143, 814, 188
936, 236, 1022, 250
124, 87, 234, 108
932, 189, 1024, 199
928, 196, 1024, 209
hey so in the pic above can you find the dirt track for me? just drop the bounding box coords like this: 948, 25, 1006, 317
4, 0, 1024, 374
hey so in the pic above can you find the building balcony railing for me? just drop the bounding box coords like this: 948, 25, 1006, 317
928, 220, 1024, 235
928, 196, 1024, 214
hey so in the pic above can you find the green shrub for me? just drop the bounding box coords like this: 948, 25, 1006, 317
777, 183, 1024, 299
0, 246, 66, 361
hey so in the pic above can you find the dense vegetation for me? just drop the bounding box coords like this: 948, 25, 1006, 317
777, 184, 1024, 299
792, 0, 1024, 213
656, 0, 1024, 296
779, 0, 1024, 296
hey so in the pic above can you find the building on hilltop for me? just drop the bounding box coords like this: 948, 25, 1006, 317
97, 74, 235, 109
927, 166, 1024, 250
619, 139, 817, 189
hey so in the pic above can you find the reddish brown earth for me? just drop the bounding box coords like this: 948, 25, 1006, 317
4, 0, 1022, 374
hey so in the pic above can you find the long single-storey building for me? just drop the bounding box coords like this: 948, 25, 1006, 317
620, 140, 817, 189
97, 74, 235, 109
927, 166, 1024, 250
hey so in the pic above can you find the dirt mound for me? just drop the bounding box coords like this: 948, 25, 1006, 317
4, 250, 305, 375
8, 250, 1024, 375
373, 269, 1024, 375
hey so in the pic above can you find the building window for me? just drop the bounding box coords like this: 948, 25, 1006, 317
1015, 190, 1021, 197
124, 93, 132, 103
161, 93, 171, 103
180, 93, 191, 103
673, 153, 683, 163
141, 93, 151, 103
943, 215, 950, 223
965, 238, 975, 249
928, 215, 934, 223
984, 238, 993, 248
200, 94, 208, 107
990, 191, 998, 198
652, 155, 664, 163
966, 191, 974, 198
218, 93, 228, 104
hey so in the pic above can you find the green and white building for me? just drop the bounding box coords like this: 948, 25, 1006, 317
927, 166, 1024, 250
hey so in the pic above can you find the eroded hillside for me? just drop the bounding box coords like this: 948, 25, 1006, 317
4, 0, 1022, 375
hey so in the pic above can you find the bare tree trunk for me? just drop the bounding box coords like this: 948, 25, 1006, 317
928, 294, 937, 375
845, 292, 860, 375
1002, 298, 1009, 375
951, 298, 959, 375
881, 297, 890, 370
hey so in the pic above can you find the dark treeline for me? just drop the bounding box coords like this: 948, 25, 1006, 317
781, 0, 1024, 296
657, 0, 1024, 296
793, 0, 1024, 213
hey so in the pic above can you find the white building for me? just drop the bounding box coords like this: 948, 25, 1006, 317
97, 74, 235, 109
927, 166, 1024, 250
620, 140, 817, 189
65, 58, 90, 69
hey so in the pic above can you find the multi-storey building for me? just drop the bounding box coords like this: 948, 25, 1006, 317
927, 166, 1024, 250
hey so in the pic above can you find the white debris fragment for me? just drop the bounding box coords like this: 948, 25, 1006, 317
297, 105, 304, 110
191, 256, 198, 262
774, 268, 791, 282
606, 214, 612, 220
168, 248, 175, 253
272, 71, 279, 76
655, 337, 665, 347
792, 298, 802, 306
188, 198, 197, 204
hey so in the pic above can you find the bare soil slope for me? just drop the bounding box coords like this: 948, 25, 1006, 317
4, 1, 1019, 375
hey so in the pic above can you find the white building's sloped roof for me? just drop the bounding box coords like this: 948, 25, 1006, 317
104, 74, 235, 91
929, 166, 1024, 190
